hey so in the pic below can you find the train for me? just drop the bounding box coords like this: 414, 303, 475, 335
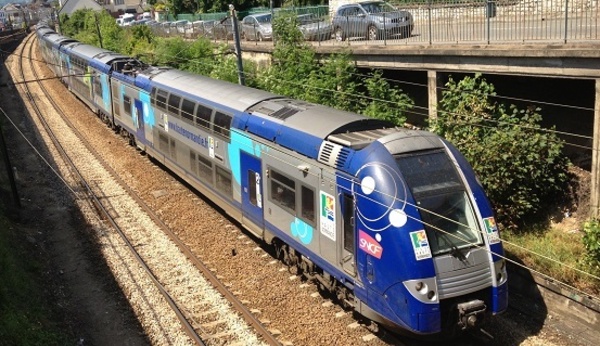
35, 22, 508, 336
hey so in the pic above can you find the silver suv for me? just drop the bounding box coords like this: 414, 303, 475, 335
332, 1, 413, 41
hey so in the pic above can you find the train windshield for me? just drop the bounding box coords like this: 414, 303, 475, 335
396, 150, 483, 256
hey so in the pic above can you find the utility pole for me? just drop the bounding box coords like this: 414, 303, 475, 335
94, 12, 103, 49
229, 4, 245, 86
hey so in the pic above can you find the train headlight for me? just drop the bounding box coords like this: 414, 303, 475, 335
493, 259, 508, 286
403, 278, 439, 304
427, 290, 436, 300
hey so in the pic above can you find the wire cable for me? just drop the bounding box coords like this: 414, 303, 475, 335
29, 31, 600, 301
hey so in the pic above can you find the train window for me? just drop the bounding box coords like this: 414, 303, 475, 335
189, 151, 198, 175
216, 166, 232, 198
111, 82, 120, 117
159, 133, 169, 152
151, 87, 157, 105
396, 151, 483, 256
301, 185, 315, 224
123, 95, 131, 115
342, 194, 354, 253
270, 169, 296, 212
93, 75, 102, 98
248, 170, 259, 207
214, 111, 231, 139
169, 136, 177, 160
181, 99, 195, 124
168, 94, 181, 117
155, 89, 168, 111
195, 104, 212, 130
197, 154, 213, 185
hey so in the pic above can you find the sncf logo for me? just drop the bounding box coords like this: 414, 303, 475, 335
359, 230, 383, 259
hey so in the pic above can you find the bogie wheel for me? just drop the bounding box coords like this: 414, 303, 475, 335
334, 27, 345, 42
367, 25, 378, 40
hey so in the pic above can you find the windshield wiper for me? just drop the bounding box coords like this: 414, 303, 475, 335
438, 232, 467, 262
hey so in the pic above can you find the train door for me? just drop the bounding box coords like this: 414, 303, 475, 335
134, 99, 145, 151
341, 193, 357, 277
240, 151, 264, 237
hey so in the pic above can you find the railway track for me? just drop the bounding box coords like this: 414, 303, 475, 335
16, 32, 276, 346
3, 30, 595, 346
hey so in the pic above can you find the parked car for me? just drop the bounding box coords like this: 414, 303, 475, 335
297, 13, 332, 41
186, 20, 215, 39
170, 20, 191, 35
207, 17, 237, 40
116, 13, 135, 27
130, 19, 150, 26
331, 1, 413, 41
241, 13, 273, 41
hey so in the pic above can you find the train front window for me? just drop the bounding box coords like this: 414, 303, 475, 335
396, 151, 483, 256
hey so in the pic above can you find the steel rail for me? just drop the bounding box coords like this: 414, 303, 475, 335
18, 33, 205, 345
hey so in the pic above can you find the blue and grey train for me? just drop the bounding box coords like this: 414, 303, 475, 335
35, 23, 507, 336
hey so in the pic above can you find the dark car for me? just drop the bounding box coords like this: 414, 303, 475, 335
332, 1, 413, 41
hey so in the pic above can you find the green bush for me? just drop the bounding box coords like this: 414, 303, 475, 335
432, 74, 570, 228
583, 219, 600, 271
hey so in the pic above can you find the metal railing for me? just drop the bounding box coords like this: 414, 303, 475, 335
144, 1, 600, 46
330, 0, 600, 46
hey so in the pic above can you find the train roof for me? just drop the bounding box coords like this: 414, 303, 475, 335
137, 67, 280, 112
43, 33, 77, 48
137, 67, 393, 160
246, 98, 390, 143
62, 42, 111, 61
36, 26, 55, 37
90, 52, 132, 73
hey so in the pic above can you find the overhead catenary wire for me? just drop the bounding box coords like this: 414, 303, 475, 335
166, 52, 595, 151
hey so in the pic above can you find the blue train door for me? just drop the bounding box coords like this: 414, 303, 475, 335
134, 99, 145, 148
241, 151, 264, 235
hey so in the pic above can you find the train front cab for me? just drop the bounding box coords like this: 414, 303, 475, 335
346, 130, 508, 336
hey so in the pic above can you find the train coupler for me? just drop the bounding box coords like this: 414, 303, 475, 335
457, 300, 486, 330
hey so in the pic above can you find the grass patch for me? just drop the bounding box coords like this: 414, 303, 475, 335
503, 225, 600, 295
0, 214, 74, 345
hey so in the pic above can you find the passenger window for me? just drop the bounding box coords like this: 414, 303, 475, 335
112, 83, 121, 117
301, 185, 315, 223
195, 104, 212, 130
216, 166, 232, 198
123, 95, 131, 115
151, 87, 157, 105
198, 154, 213, 184
343, 194, 355, 253
214, 111, 231, 138
93, 76, 101, 97
189, 151, 198, 175
156, 89, 168, 110
270, 170, 296, 212
168, 94, 181, 116
248, 170, 259, 207
181, 99, 195, 123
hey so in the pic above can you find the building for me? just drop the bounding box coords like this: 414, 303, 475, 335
101, 0, 146, 17
1, 3, 24, 26
58, 0, 103, 16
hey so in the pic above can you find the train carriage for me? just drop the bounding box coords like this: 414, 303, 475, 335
35, 27, 76, 77
57, 42, 114, 113
88, 51, 131, 122
36, 24, 508, 337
